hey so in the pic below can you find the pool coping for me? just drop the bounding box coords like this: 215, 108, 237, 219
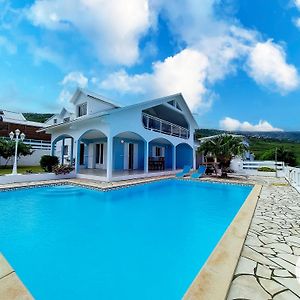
183, 184, 262, 300
0, 177, 261, 299
0, 253, 33, 299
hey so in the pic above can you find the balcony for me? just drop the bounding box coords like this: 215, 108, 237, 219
142, 113, 190, 139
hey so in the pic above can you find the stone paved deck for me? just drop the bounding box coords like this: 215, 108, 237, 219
227, 177, 300, 300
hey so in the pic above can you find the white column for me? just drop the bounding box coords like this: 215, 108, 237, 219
193, 146, 196, 170
61, 138, 65, 165
106, 135, 113, 181
144, 141, 149, 173
172, 145, 176, 170
74, 140, 80, 174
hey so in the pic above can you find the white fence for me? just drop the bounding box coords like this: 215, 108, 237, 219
230, 159, 285, 177
284, 166, 300, 192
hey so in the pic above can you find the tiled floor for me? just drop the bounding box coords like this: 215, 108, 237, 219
227, 177, 300, 299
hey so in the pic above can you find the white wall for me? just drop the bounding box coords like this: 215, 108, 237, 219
285, 166, 300, 193
0, 149, 50, 167
0, 172, 75, 185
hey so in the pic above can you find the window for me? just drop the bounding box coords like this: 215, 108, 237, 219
77, 102, 87, 117
53, 118, 57, 124
63, 145, 68, 155
63, 117, 70, 123
155, 146, 161, 157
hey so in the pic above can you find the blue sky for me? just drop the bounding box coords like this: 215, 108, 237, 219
1, 0, 300, 131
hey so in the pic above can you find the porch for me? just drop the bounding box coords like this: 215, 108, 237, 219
51, 130, 195, 182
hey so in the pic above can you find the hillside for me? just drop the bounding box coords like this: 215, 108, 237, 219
196, 129, 300, 165
23, 113, 54, 123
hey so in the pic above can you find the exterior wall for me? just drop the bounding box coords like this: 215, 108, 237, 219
0, 148, 50, 166
148, 141, 173, 169
176, 143, 193, 169
113, 137, 144, 170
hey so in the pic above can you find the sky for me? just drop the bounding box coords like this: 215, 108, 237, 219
0, 0, 300, 131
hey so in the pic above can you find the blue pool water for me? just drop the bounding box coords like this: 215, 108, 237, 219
0, 180, 252, 299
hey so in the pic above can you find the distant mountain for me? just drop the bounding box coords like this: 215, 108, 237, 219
23, 113, 54, 123
196, 129, 300, 143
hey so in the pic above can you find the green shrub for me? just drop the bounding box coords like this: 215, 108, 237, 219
40, 155, 59, 172
257, 167, 276, 172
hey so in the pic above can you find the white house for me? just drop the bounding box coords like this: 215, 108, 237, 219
42, 88, 198, 181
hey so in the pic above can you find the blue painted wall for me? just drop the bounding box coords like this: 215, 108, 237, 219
176, 143, 193, 169
113, 137, 145, 170
148, 142, 173, 169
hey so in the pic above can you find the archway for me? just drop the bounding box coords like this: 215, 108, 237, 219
148, 138, 173, 171
51, 134, 74, 165
113, 131, 146, 172
176, 143, 193, 169
77, 129, 107, 172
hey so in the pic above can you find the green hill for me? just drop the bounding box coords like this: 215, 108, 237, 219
23, 113, 54, 123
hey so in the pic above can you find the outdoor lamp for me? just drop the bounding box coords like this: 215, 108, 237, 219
15, 129, 20, 137
20, 132, 25, 141
9, 131, 14, 140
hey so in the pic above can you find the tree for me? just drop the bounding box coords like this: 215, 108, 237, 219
0, 138, 33, 167
260, 146, 297, 166
198, 134, 249, 177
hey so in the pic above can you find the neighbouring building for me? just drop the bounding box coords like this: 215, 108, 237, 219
0, 110, 51, 166
42, 88, 199, 181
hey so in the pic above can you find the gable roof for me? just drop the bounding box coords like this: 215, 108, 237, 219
41, 92, 198, 131
70, 88, 122, 108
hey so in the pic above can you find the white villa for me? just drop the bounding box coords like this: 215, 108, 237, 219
43, 89, 198, 181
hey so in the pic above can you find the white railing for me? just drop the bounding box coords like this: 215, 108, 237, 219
1, 137, 51, 150
142, 113, 190, 139
242, 161, 285, 171
284, 166, 300, 193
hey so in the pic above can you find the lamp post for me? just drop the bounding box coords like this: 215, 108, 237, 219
9, 129, 25, 175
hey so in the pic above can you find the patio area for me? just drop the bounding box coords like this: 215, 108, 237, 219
227, 176, 300, 299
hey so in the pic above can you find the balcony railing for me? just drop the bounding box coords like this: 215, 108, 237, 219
142, 113, 190, 139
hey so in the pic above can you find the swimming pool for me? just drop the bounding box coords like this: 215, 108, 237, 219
0, 179, 252, 299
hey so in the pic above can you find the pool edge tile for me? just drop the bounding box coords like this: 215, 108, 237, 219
0, 254, 33, 300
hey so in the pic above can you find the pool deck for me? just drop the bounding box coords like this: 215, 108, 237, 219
227, 177, 300, 300
0, 175, 299, 299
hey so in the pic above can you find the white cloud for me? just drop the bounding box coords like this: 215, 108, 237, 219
27, 0, 151, 65
0, 35, 16, 54
220, 117, 283, 132
59, 71, 88, 107
295, 0, 300, 10
246, 40, 299, 93
61, 71, 88, 88
100, 48, 210, 111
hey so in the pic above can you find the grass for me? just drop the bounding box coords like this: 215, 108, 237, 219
249, 137, 300, 165
0, 165, 44, 176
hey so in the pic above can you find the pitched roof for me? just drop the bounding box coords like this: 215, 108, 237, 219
70, 88, 122, 108
42, 92, 198, 131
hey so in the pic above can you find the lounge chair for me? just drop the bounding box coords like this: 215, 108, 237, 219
191, 165, 207, 179
176, 165, 192, 178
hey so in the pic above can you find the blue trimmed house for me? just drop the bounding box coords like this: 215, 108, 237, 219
43, 89, 198, 181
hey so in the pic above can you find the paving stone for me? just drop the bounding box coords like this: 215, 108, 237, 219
227, 275, 271, 300
243, 246, 280, 268
263, 242, 293, 254
256, 264, 272, 279
235, 257, 257, 275
258, 278, 286, 296
274, 278, 300, 296
273, 290, 300, 300
273, 269, 293, 278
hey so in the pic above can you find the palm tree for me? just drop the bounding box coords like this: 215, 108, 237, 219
198, 134, 249, 177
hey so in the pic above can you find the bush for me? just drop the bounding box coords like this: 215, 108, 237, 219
257, 167, 276, 172
52, 164, 74, 175
40, 155, 59, 172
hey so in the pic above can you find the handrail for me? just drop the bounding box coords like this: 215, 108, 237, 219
142, 112, 190, 139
